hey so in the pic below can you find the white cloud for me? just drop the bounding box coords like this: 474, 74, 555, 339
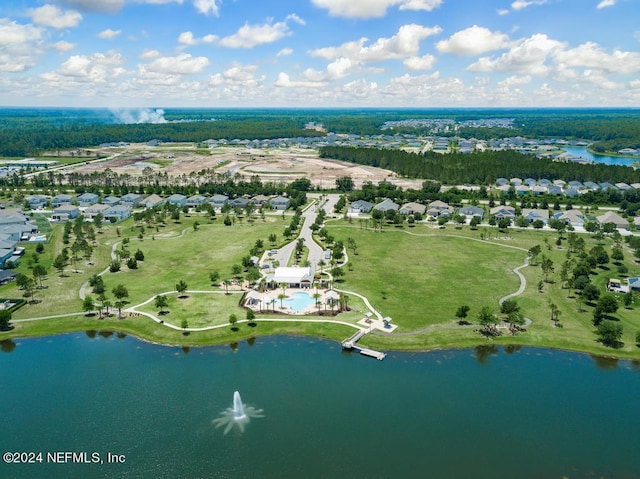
511, 0, 548, 11
0, 19, 43, 72
311, 24, 442, 63
553, 42, 640, 74
208, 64, 265, 88
192, 0, 221, 16
98, 28, 122, 39
596, 0, 616, 8
311, 0, 442, 19
178, 31, 217, 46
436, 25, 509, 56
497, 75, 532, 87
28, 4, 82, 29
404, 54, 436, 71
468, 34, 565, 76
218, 15, 304, 48
274, 72, 325, 88
53, 51, 126, 82
58, 0, 124, 14
0, 19, 42, 45
144, 53, 210, 74
139, 49, 160, 60
277, 48, 293, 56
53, 40, 76, 52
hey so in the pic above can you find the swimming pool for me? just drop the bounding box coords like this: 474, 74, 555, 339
284, 292, 316, 312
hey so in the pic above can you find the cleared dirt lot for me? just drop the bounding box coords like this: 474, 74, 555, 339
72, 144, 424, 189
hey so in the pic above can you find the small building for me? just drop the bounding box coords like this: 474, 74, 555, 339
521, 208, 549, 224
348, 200, 373, 214
102, 196, 120, 206
426, 200, 453, 218
27, 194, 47, 210
120, 193, 143, 207
554, 209, 585, 227
269, 196, 290, 210
52, 205, 80, 222
186, 195, 207, 208
167, 194, 187, 207
251, 195, 272, 206
459, 205, 484, 220
83, 203, 110, 221
52, 194, 73, 208
208, 194, 229, 209
269, 266, 314, 288
399, 202, 426, 216
230, 197, 251, 209
103, 205, 131, 223
490, 206, 516, 221
77, 192, 99, 207
141, 194, 165, 209
596, 211, 628, 230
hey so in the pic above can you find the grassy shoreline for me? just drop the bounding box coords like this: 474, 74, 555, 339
2, 214, 639, 360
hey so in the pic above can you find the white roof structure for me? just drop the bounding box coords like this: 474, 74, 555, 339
272, 267, 313, 285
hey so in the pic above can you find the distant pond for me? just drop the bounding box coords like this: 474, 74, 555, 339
562, 147, 638, 167
1, 334, 639, 479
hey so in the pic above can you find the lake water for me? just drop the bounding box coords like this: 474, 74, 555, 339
561, 147, 638, 167
1, 334, 639, 479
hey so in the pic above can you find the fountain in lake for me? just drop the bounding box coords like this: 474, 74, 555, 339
213, 391, 263, 435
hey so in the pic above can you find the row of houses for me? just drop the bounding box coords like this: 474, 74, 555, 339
0, 210, 38, 268
348, 198, 639, 230
494, 178, 640, 198
27, 193, 292, 223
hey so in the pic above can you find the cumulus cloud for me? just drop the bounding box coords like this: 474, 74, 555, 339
311, 24, 442, 63
144, 53, 210, 74
98, 28, 121, 39
218, 14, 304, 48
193, 0, 221, 16
436, 26, 509, 56
53, 40, 76, 52
553, 42, 640, 74
404, 54, 436, 71
511, 0, 548, 11
468, 33, 565, 76
208, 64, 265, 88
178, 31, 217, 46
596, 0, 616, 8
277, 48, 293, 56
311, 0, 442, 19
58, 0, 124, 14
0, 19, 43, 72
54, 51, 126, 82
27, 4, 82, 29
274, 72, 325, 88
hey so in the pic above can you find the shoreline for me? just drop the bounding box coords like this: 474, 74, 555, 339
3, 318, 639, 361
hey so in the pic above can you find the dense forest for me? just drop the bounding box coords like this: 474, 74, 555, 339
1, 108, 639, 156
319, 146, 640, 185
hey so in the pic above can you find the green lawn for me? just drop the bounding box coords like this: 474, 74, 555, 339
3, 214, 640, 358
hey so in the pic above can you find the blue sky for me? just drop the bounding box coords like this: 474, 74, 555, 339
0, 0, 638, 107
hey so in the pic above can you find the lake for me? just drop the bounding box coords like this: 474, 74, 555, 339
1, 333, 639, 479
561, 147, 638, 167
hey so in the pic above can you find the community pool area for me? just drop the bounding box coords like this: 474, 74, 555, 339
284, 291, 316, 312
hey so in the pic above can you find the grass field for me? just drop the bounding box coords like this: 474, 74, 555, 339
2, 212, 639, 358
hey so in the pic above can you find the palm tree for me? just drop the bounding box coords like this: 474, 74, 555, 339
223, 279, 231, 295
278, 293, 286, 309
313, 292, 322, 311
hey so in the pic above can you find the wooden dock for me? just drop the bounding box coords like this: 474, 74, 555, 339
341, 329, 386, 360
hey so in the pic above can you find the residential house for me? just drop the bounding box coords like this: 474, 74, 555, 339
348, 200, 373, 214
596, 211, 628, 230
496, 178, 508, 186
634, 216, 640, 230
230, 197, 251, 209
167, 194, 187, 207
83, 203, 110, 221
554, 209, 585, 227
547, 186, 563, 196
459, 205, 484, 221
538, 179, 551, 187
140, 194, 165, 209
532, 185, 548, 195
426, 200, 453, 218
52, 194, 73, 208
120, 193, 143, 207
399, 202, 426, 216
615, 182, 632, 191
52, 205, 80, 222
27, 194, 47, 210
490, 205, 516, 221
598, 182, 616, 191
583, 181, 600, 191
564, 187, 580, 198
103, 205, 131, 223
515, 185, 530, 195
522, 208, 550, 224
186, 195, 207, 208
269, 196, 290, 210
374, 198, 400, 213
251, 195, 272, 207
77, 192, 99, 207
208, 194, 229, 209
524, 178, 537, 187
102, 195, 120, 206
568, 181, 583, 190
628, 277, 640, 291
510, 178, 523, 186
